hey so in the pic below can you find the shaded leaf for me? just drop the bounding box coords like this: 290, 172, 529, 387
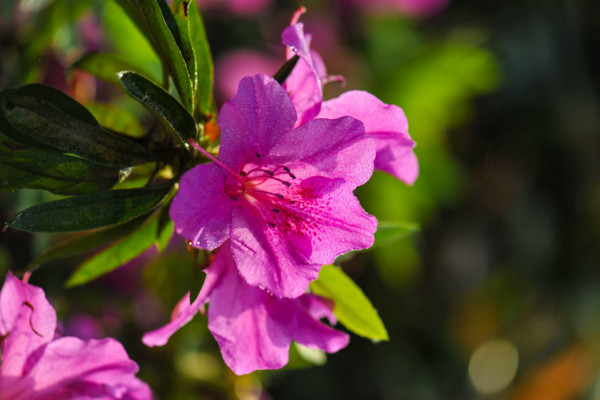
118, 71, 196, 144
8, 183, 172, 232
114, 0, 194, 111
310, 265, 389, 341
0, 136, 129, 195
0, 84, 157, 167
22, 213, 150, 272
66, 207, 173, 287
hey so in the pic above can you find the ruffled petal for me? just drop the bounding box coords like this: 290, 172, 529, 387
170, 163, 233, 251
318, 90, 418, 184
218, 74, 297, 173
268, 116, 376, 188
282, 23, 323, 125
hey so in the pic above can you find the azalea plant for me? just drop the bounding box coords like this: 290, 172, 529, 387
0, 0, 422, 397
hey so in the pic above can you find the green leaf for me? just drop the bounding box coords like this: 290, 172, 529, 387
118, 71, 196, 145
0, 136, 129, 195
309, 265, 389, 341
84, 103, 145, 138
372, 221, 420, 250
187, 0, 214, 118
114, 0, 194, 111
22, 213, 150, 272
8, 183, 172, 232
66, 207, 172, 287
171, 0, 197, 98
189, 249, 208, 304
0, 84, 157, 168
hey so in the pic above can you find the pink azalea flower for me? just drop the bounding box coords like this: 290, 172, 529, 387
0, 272, 152, 400
143, 244, 349, 375
171, 73, 377, 298
282, 18, 419, 185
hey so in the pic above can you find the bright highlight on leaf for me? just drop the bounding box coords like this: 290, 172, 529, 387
310, 264, 389, 341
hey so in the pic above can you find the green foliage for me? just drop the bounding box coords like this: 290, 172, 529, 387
118, 71, 197, 145
71, 53, 142, 86
8, 183, 172, 232
310, 265, 389, 341
66, 207, 174, 287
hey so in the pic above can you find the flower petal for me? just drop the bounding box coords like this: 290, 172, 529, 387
282, 23, 323, 125
218, 74, 297, 173
15, 337, 151, 400
268, 116, 376, 188
318, 90, 419, 184
231, 200, 321, 298
170, 163, 233, 251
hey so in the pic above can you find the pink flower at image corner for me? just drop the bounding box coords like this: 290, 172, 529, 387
0, 272, 152, 400
171, 73, 377, 299
143, 243, 349, 375
282, 15, 419, 185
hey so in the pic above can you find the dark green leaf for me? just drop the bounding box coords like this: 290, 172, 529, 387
22, 213, 150, 272
0, 136, 129, 195
118, 71, 196, 144
66, 208, 172, 287
0, 84, 157, 167
310, 265, 389, 341
187, 0, 215, 118
8, 183, 172, 232
114, 0, 194, 111
171, 0, 197, 97
71, 53, 143, 86
273, 55, 299, 85
372, 221, 420, 250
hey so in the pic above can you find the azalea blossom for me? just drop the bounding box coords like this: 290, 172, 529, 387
171, 73, 377, 298
143, 243, 349, 375
0, 272, 152, 400
282, 17, 419, 185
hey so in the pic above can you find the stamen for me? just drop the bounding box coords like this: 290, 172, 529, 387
247, 189, 285, 200
255, 152, 262, 158
272, 209, 280, 213
283, 166, 296, 179
268, 222, 276, 228
289, 201, 296, 204
187, 139, 246, 186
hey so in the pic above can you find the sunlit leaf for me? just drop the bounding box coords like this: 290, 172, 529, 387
114, 0, 194, 111
187, 0, 214, 118
71, 53, 141, 86
8, 183, 172, 232
310, 265, 389, 341
66, 207, 173, 287
372, 221, 420, 250
118, 71, 196, 144
84, 103, 145, 138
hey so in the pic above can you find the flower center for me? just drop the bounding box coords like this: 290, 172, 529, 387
225, 157, 297, 202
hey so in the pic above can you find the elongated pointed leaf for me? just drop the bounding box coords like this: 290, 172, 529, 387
171, 0, 197, 96
372, 221, 420, 250
188, 0, 214, 117
22, 213, 150, 272
310, 265, 389, 341
71, 52, 143, 86
0, 84, 157, 167
8, 183, 172, 232
118, 71, 196, 144
0, 136, 128, 194
66, 206, 172, 287
114, 0, 194, 111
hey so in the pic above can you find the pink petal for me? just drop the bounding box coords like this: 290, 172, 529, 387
13, 337, 150, 399
218, 74, 297, 173
170, 163, 233, 250
268, 116, 377, 188
207, 246, 348, 375
298, 294, 337, 325
282, 23, 323, 125
319, 90, 419, 185
0, 272, 56, 343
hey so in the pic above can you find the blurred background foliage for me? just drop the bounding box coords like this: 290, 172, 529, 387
1, 0, 600, 399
